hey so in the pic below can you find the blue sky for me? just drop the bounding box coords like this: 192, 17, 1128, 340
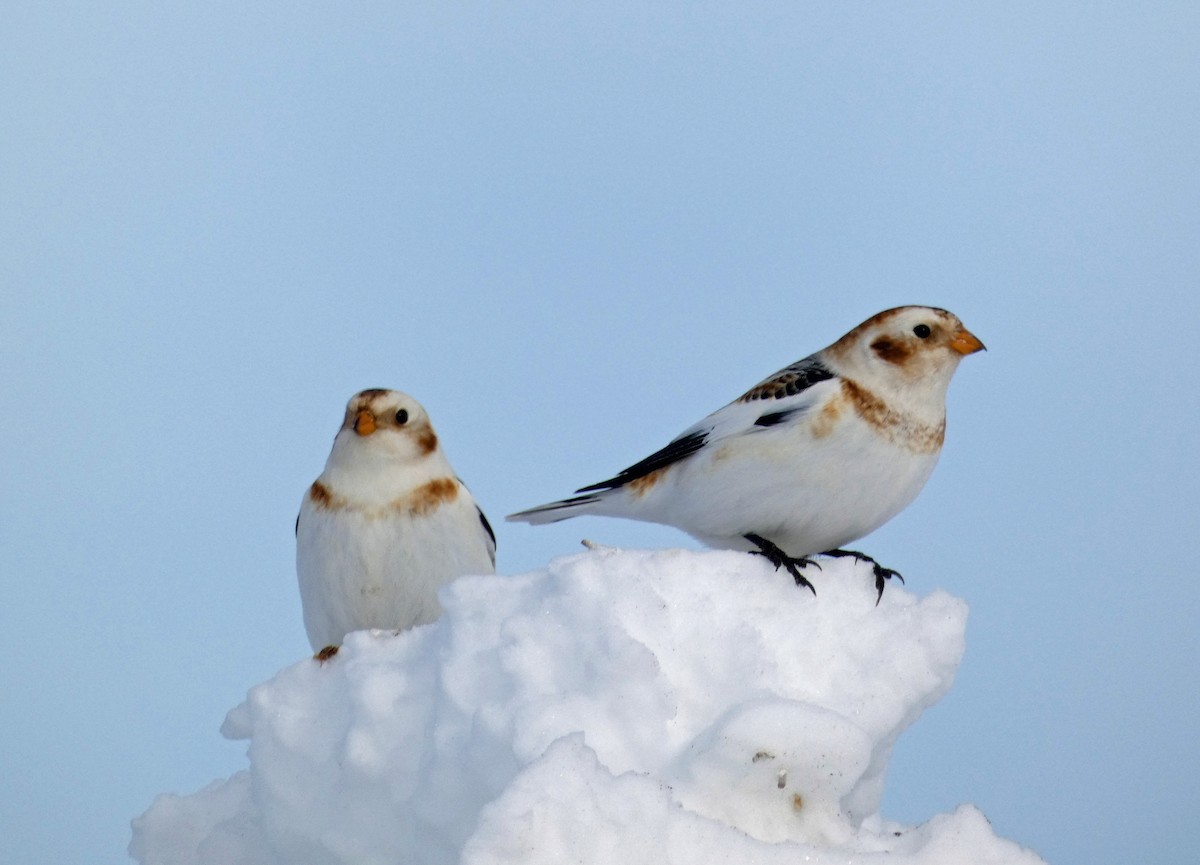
3, 3, 1198, 863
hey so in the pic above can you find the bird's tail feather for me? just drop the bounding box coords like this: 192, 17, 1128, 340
506, 494, 604, 526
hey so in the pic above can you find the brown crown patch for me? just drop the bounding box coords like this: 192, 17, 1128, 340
825, 308, 908, 357
355, 388, 392, 402
825, 306, 951, 364
841, 379, 945, 453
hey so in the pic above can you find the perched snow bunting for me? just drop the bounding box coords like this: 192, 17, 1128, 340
296, 389, 496, 654
507, 307, 984, 599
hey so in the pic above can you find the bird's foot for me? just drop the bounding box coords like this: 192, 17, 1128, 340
745, 533, 819, 595
313, 645, 340, 663
820, 549, 904, 605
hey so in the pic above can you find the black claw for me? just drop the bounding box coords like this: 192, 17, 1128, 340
820, 549, 904, 605
745, 533, 818, 595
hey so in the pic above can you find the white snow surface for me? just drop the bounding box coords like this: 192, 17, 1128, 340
130, 547, 1045, 865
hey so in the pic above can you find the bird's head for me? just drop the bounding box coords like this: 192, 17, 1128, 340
328, 388, 441, 468
826, 306, 985, 407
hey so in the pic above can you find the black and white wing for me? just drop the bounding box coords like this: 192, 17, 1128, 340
506, 354, 839, 524
575, 355, 838, 494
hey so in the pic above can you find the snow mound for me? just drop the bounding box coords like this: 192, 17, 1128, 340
130, 547, 1044, 865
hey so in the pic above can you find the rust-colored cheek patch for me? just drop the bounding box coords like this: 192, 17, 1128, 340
869, 336, 912, 365
416, 424, 438, 455
400, 477, 459, 516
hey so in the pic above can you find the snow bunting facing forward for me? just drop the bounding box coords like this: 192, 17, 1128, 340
507, 307, 984, 599
297, 389, 496, 655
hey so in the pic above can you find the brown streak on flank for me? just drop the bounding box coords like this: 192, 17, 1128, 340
400, 477, 459, 516
932, 418, 946, 449
708, 443, 735, 464
308, 480, 344, 510
628, 467, 667, 497
841, 379, 944, 454
809, 395, 843, 439
869, 336, 912, 365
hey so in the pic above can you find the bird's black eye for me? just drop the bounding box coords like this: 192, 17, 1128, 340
395, 409, 409, 425
913, 324, 932, 339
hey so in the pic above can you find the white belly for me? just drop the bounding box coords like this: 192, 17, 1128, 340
296, 499, 494, 650
630, 414, 941, 556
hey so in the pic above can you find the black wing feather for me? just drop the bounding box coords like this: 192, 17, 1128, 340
575, 429, 709, 494
571, 357, 833, 495
478, 507, 496, 548
754, 408, 803, 427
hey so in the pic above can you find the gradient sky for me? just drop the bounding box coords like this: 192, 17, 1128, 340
3, 4, 1198, 864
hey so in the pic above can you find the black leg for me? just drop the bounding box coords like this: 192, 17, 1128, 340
821, 549, 904, 604
745, 533, 819, 595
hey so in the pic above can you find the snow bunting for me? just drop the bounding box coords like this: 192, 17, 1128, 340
507, 307, 984, 599
296, 389, 496, 655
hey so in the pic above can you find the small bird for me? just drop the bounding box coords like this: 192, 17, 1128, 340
507, 307, 984, 599
296, 389, 496, 656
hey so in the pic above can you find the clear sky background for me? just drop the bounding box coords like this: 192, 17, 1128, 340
2, 4, 1197, 864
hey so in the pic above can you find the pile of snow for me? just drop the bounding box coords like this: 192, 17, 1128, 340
130, 547, 1044, 864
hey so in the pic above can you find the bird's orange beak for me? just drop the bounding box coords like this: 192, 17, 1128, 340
353, 409, 377, 436
949, 328, 986, 355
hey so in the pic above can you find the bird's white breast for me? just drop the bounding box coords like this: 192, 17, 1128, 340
296, 479, 494, 650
